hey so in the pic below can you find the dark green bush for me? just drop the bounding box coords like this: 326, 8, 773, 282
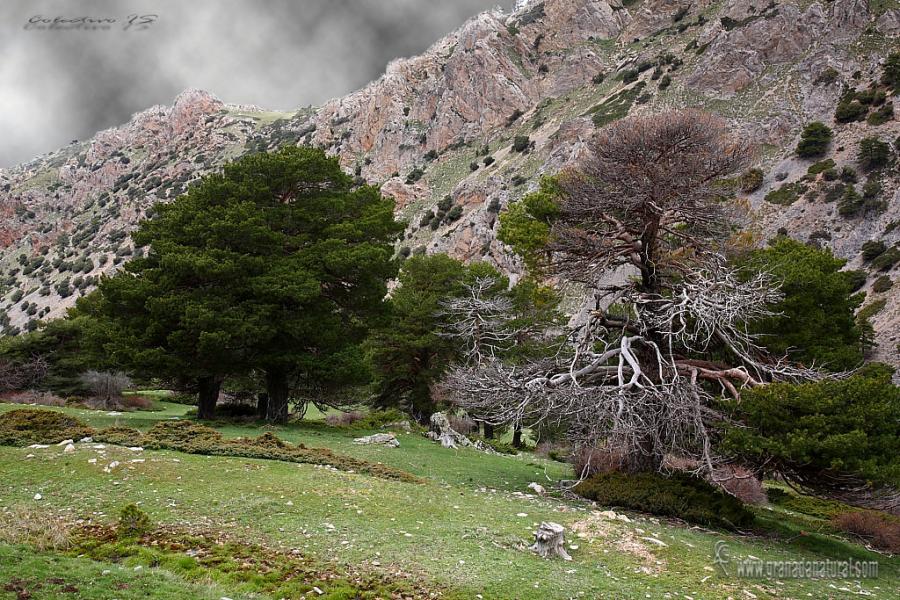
764, 182, 805, 205
446, 205, 463, 222
835, 100, 868, 123
867, 103, 893, 126
437, 195, 453, 212
881, 52, 900, 89
512, 135, 530, 153
94, 426, 143, 446
861, 240, 887, 261
858, 137, 891, 170
0, 409, 94, 446
405, 166, 425, 184
574, 471, 754, 530
796, 122, 832, 158
837, 185, 863, 217
720, 373, 900, 487
419, 210, 435, 227
872, 275, 893, 293
838, 167, 858, 183
117, 504, 152, 538
872, 246, 900, 271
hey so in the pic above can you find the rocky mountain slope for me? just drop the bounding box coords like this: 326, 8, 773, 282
0, 0, 898, 367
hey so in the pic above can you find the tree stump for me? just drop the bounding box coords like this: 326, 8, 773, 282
530, 522, 572, 560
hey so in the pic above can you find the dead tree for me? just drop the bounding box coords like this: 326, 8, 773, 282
437, 276, 521, 365
0, 355, 49, 391
79, 370, 132, 409
442, 111, 820, 475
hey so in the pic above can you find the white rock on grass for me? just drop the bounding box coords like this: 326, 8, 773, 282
28, 444, 49, 449
63, 443, 75, 454
527, 482, 546, 495
33, 493, 42, 500
57, 439, 74, 446
642, 537, 668, 547
79, 437, 93, 443
352, 433, 399, 447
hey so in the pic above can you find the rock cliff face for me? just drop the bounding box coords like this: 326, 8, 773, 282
0, 0, 898, 367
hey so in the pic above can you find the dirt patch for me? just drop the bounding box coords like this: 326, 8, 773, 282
571, 512, 666, 574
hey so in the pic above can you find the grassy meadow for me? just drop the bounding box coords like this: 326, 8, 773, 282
0, 400, 897, 599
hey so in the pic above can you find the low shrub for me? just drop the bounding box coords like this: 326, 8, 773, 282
93, 426, 143, 446
764, 182, 805, 205
867, 103, 893, 126
94, 419, 421, 483
0, 390, 66, 407
861, 240, 887, 261
325, 410, 364, 427
574, 471, 754, 529
117, 504, 152, 538
512, 135, 531, 153
872, 247, 900, 271
832, 511, 900, 552
740, 168, 764, 193
0, 409, 94, 445
766, 488, 855, 519
353, 408, 410, 430
168, 393, 196, 406
807, 159, 835, 176
835, 99, 868, 123
872, 275, 893, 293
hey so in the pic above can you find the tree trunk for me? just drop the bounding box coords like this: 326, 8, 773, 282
256, 392, 269, 420
624, 433, 663, 473
482, 422, 494, 439
197, 376, 221, 420
512, 424, 523, 449
265, 368, 290, 423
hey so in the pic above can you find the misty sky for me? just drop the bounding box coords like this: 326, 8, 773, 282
0, 0, 504, 168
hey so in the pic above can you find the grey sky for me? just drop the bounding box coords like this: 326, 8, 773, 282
0, 1, 503, 168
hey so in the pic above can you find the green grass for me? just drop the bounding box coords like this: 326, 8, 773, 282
1, 402, 898, 599
0, 544, 231, 599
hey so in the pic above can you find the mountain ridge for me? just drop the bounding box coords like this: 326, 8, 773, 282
0, 0, 898, 368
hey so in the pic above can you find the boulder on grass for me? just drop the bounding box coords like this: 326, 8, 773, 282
353, 433, 400, 447
425, 412, 473, 449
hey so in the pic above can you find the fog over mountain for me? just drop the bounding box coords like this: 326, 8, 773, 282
0, 0, 501, 167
